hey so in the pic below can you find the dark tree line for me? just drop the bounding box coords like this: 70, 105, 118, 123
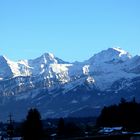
21, 109, 84, 140
5, 97, 140, 139
96, 98, 140, 131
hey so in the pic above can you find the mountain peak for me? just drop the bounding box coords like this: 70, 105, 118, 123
110, 47, 131, 57
0, 55, 9, 62
40, 52, 67, 64
89, 47, 131, 64
43, 52, 55, 59
112, 47, 125, 52
30, 52, 58, 65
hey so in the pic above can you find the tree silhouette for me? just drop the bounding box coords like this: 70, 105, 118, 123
96, 98, 140, 131
22, 108, 43, 140
57, 118, 65, 137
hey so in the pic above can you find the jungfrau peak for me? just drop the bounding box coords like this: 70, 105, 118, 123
0, 48, 140, 121
88, 47, 131, 64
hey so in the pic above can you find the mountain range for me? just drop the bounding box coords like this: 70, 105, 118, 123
0, 47, 140, 121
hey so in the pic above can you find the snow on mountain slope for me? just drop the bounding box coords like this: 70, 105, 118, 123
0, 56, 21, 79
0, 47, 139, 90
0, 47, 140, 121
80, 48, 137, 90
88, 48, 131, 64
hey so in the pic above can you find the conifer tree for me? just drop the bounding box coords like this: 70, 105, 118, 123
22, 108, 43, 140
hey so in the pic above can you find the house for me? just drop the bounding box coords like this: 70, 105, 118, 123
98, 127, 123, 135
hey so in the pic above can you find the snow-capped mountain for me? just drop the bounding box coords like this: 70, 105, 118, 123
0, 47, 140, 121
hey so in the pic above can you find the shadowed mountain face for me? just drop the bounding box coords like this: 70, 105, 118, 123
0, 48, 140, 121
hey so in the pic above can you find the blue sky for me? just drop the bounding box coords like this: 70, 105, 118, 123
0, 0, 140, 62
